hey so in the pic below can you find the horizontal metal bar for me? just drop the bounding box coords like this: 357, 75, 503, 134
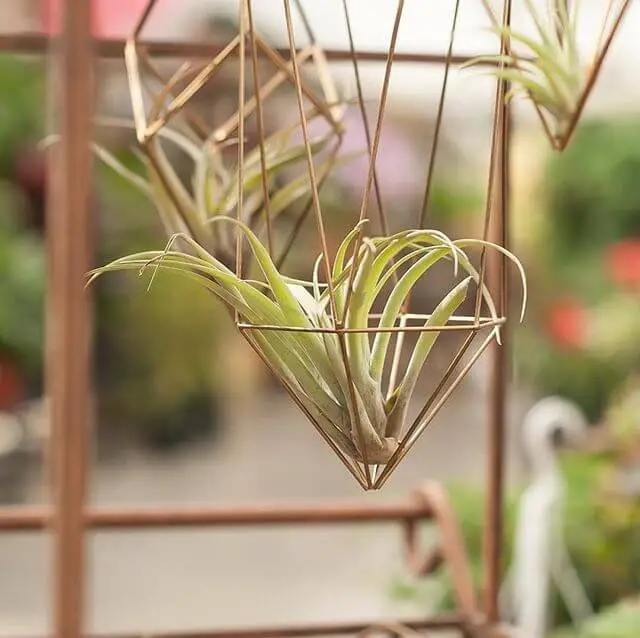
0, 501, 433, 532
20, 613, 470, 638
0, 32, 495, 66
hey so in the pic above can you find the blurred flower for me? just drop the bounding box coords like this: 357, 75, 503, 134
605, 238, 640, 292
42, 0, 163, 37
331, 108, 424, 205
288, 106, 424, 207
545, 297, 587, 351
0, 355, 23, 411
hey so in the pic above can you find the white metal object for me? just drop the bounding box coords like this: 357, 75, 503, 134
505, 396, 593, 638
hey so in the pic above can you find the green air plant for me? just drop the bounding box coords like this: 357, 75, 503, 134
466, 0, 632, 151
91, 113, 352, 271
88, 217, 526, 486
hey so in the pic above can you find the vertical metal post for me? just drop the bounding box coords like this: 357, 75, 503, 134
484, 0, 512, 623
47, 0, 94, 636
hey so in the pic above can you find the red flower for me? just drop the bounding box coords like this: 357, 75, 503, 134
0, 357, 23, 411
545, 297, 587, 351
605, 238, 640, 292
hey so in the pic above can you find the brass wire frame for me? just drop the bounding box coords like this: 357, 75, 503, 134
122, 0, 345, 271
0, 0, 533, 636
481, 0, 633, 152
220, 0, 516, 490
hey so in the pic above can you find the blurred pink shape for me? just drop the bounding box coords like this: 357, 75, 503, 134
335, 108, 423, 204
42, 0, 174, 37
289, 106, 423, 206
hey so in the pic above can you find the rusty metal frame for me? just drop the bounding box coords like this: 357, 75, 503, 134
0, 1, 515, 637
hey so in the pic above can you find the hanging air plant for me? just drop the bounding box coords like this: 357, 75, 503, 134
113, 0, 346, 271
92, 114, 354, 270
86, 0, 528, 490
88, 218, 526, 489
466, 0, 632, 151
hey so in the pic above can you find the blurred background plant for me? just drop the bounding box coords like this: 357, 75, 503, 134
514, 117, 640, 423
0, 50, 230, 449
389, 114, 640, 633
389, 445, 640, 635
547, 597, 640, 638
0, 54, 46, 410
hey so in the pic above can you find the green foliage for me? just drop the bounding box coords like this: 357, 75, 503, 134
0, 184, 45, 380
98, 269, 227, 438
90, 216, 526, 464
95, 148, 229, 443
0, 55, 44, 175
0, 56, 46, 381
549, 599, 640, 638
515, 117, 640, 421
560, 454, 640, 615
516, 329, 629, 424
544, 118, 640, 268
391, 453, 640, 630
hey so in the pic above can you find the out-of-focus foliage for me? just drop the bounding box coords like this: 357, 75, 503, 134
605, 375, 640, 447
0, 50, 227, 445
544, 120, 640, 270
549, 598, 640, 638
0, 55, 43, 178
96, 268, 228, 448
95, 152, 229, 447
0, 184, 45, 384
390, 452, 640, 631
515, 118, 640, 422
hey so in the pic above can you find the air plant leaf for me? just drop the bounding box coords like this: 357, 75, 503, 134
89, 218, 526, 468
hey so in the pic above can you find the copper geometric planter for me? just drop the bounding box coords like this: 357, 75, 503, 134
95, 0, 525, 491
121, 0, 345, 269
479, 0, 633, 152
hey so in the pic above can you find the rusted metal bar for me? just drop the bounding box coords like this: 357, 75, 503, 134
0, 501, 434, 532
46, 1, 94, 638
31, 613, 470, 638
483, 0, 512, 624
0, 31, 502, 66
405, 483, 480, 621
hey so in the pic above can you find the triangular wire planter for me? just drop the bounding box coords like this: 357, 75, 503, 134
119, 0, 345, 271
240, 312, 506, 490
478, 0, 633, 152
227, 0, 524, 490
535, 0, 632, 152
91, 0, 526, 491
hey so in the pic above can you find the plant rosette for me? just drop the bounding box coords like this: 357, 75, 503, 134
88, 218, 526, 484
465, 0, 633, 151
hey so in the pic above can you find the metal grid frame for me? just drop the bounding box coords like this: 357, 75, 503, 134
0, 1, 513, 636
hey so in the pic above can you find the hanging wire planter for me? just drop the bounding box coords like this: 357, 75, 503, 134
467, 0, 633, 152
90, 0, 527, 491
96, 0, 347, 272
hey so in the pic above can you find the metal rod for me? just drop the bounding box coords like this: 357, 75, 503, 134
0, 32, 508, 66
0, 502, 433, 532
19, 613, 469, 638
483, 0, 513, 623
46, 0, 94, 637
